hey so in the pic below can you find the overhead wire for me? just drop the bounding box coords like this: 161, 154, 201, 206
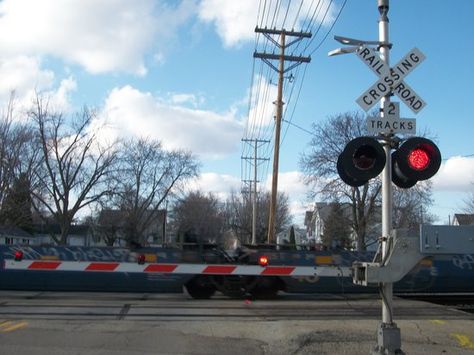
310, 0, 348, 55
242, 0, 349, 189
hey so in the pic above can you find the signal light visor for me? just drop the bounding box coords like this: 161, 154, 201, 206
392, 137, 441, 188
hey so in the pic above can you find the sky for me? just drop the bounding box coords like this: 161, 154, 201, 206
0, 0, 473, 226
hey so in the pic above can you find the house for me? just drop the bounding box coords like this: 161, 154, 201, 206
453, 214, 474, 226
309, 202, 381, 251
0, 225, 35, 245
276, 226, 306, 248
34, 223, 94, 246
304, 211, 314, 240
97, 209, 166, 246
311, 202, 352, 244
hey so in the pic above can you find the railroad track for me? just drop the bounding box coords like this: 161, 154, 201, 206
0, 291, 472, 321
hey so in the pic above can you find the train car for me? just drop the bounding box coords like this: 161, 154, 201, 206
1, 225, 473, 299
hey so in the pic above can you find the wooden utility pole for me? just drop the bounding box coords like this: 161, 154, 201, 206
253, 27, 311, 244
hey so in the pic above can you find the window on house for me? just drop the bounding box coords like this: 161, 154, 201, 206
5, 237, 14, 245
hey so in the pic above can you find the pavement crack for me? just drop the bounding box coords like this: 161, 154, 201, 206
117, 303, 131, 320
413, 321, 436, 345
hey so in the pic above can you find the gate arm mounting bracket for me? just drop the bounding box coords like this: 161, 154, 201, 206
353, 229, 424, 286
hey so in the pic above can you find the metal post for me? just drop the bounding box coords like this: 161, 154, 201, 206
375, 0, 403, 354
252, 140, 258, 245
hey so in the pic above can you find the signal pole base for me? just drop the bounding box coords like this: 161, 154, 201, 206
372, 322, 404, 355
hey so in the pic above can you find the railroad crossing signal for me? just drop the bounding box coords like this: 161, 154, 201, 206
355, 45, 426, 114
337, 135, 441, 188
392, 137, 441, 188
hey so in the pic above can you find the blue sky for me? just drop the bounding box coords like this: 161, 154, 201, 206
0, 0, 473, 226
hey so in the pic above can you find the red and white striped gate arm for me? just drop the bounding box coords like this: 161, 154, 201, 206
3, 260, 351, 277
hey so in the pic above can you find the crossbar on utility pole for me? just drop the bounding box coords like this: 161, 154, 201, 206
253, 28, 311, 244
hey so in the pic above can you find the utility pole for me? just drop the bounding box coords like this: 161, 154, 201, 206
253, 27, 311, 244
241, 138, 269, 245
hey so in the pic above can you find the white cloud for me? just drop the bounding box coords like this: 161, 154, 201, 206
198, 0, 259, 47
432, 156, 474, 192
97, 85, 243, 159
264, 171, 309, 196
0, 55, 77, 115
244, 74, 278, 138
168, 93, 205, 108
197, 0, 336, 48
0, 0, 196, 74
47, 77, 78, 112
0, 56, 54, 102
188, 172, 241, 200
264, 170, 312, 224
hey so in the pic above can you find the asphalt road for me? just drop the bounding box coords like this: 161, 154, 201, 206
0, 291, 473, 354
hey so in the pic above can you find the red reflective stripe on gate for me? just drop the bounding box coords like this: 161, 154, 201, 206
85, 262, 119, 271
144, 264, 178, 273
203, 265, 237, 274
28, 261, 61, 270
261, 266, 295, 275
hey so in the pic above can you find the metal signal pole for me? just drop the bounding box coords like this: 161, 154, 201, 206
377, 0, 403, 353
253, 27, 311, 244
242, 138, 269, 244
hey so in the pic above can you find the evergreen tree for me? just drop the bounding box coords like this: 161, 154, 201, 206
289, 225, 296, 249
322, 203, 352, 250
0, 173, 33, 232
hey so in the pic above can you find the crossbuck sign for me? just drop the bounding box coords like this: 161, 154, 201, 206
355, 46, 426, 114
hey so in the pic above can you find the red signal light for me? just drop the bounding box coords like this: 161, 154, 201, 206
392, 137, 441, 189
408, 148, 430, 171
258, 256, 269, 267
14, 250, 23, 262
137, 254, 146, 265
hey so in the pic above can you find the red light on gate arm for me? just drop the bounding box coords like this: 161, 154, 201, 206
137, 254, 146, 265
408, 148, 430, 171
258, 256, 269, 267
14, 250, 23, 262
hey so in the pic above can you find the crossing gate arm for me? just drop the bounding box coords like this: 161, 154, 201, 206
3, 260, 352, 277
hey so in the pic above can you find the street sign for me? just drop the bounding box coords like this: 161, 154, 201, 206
367, 117, 416, 135
391, 80, 426, 114
367, 103, 416, 135
383, 101, 400, 119
355, 46, 426, 114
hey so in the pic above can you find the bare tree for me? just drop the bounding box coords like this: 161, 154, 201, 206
300, 112, 380, 251
224, 190, 291, 244
0, 95, 40, 206
171, 190, 224, 244
0, 94, 43, 233
111, 138, 199, 246
392, 182, 436, 228
28, 97, 118, 245
300, 111, 434, 251
463, 183, 474, 213
322, 201, 352, 250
